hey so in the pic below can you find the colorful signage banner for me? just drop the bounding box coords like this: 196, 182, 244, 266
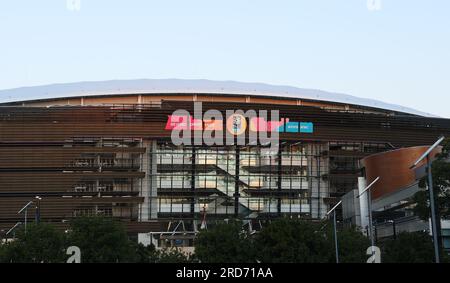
165, 115, 314, 134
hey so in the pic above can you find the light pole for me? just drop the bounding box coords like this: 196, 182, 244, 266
326, 200, 342, 263
357, 176, 381, 255
410, 136, 445, 264
6, 222, 22, 239
18, 201, 33, 234
35, 196, 42, 224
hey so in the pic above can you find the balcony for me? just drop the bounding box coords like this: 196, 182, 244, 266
72, 183, 134, 193
240, 155, 308, 168
74, 184, 95, 193
72, 158, 140, 170
100, 158, 140, 169
97, 184, 113, 192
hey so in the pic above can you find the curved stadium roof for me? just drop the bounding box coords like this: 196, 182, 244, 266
0, 79, 437, 117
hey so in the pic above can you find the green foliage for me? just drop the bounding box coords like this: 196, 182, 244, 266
0, 243, 5, 262
331, 226, 371, 263
381, 232, 436, 263
413, 190, 432, 220
0, 223, 66, 263
194, 219, 371, 263
0, 216, 194, 263
157, 248, 193, 263
194, 221, 255, 263
129, 242, 192, 263
129, 242, 159, 263
414, 138, 450, 220
253, 219, 369, 263
5, 217, 444, 263
66, 216, 136, 263
66, 216, 192, 263
254, 219, 331, 263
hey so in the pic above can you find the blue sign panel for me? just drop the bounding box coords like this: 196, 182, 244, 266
299, 122, 314, 133
277, 121, 314, 133
285, 122, 299, 133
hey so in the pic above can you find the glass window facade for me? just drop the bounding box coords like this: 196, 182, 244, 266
153, 142, 330, 220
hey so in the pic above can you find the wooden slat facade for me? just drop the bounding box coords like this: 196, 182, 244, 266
1, 96, 450, 235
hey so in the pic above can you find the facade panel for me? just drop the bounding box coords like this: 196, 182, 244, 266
1, 95, 450, 235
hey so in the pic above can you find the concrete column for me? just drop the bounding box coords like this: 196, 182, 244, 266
140, 140, 158, 221
358, 177, 369, 236
308, 143, 329, 219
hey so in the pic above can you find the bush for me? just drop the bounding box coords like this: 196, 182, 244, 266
66, 216, 136, 263
381, 231, 436, 263
0, 223, 66, 263
195, 221, 255, 263
254, 219, 331, 263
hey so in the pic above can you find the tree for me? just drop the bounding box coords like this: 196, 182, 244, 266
66, 216, 136, 263
129, 242, 159, 263
0, 223, 66, 263
413, 138, 450, 219
254, 219, 370, 263
194, 218, 371, 263
129, 242, 192, 263
254, 219, 331, 263
158, 248, 193, 263
381, 232, 436, 263
330, 226, 371, 263
194, 221, 255, 263
0, 217, 194, 263
413, 138, 450, 252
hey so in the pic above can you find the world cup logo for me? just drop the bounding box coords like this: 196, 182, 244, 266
226, 114, 247, 136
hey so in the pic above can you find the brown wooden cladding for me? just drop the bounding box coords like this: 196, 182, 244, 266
1, 101, 449, 146
1, 100, 450, 233
0, 196, 144, 232
0, 146, 145, 169
0, 196, 143, 217
362, 146, 441, 200
0, 172, 144, 192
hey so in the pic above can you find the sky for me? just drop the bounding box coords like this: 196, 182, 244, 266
0, 0, 449, 117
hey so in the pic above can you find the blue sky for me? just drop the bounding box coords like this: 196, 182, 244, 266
1, 0, 449, 117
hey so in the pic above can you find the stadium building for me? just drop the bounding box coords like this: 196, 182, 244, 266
1, 79, 450, 246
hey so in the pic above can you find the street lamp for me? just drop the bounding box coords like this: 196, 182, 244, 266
6, 222, 22, 239
326, 200, 342, 263
357, 176, 381, 254
18, 201, 33, 233
410, 135, 445, 264
35, 196, 42, 224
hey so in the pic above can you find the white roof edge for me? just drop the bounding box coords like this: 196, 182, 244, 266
0, 79, 439, 117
